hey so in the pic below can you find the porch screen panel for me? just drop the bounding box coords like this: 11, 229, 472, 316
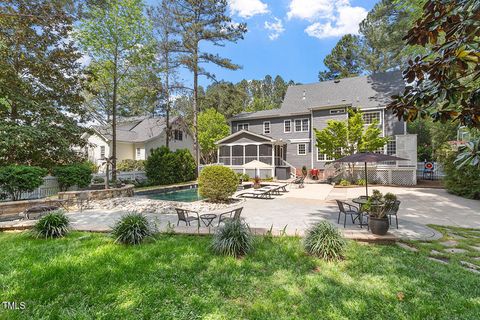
259, 144, 272, 165
245, 145, 257, 164
232, 145, 244, 165
219, 146, 230, 165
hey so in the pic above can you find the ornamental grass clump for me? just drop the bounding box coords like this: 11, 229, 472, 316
112, 213, 152, 245
211, 219, 253, 257
34, 210, 70, 239
304, 221, 346, 261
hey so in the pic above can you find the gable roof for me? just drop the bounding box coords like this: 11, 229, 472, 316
216, 130, 276, 145
92, 116, 180, 143
231, 71, 404, 120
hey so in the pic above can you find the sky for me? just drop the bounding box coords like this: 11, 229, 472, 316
147, 0, 379, 87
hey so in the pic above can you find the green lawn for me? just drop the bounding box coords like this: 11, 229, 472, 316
0, 230, 479, 319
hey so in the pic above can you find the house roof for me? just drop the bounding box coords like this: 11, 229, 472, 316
216, 130, 277, 145
231, 71, 404, 120
92, 116, 179, 143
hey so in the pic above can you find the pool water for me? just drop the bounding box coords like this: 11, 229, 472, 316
147, 188, 203, 202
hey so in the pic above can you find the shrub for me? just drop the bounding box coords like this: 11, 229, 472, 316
211, 219, 253, 257
92, 176, 105, 184
117, 159, 146, 172
84, 160, 99, 174
112, 213, 152, 245
0, 165, 47, 200
442, 153, 480, 199
33, 211, 70, 239
356, 179, 366, 186
236, 173, 250, 182
198, 165, 238, 202
304, 221, 346, 261
53, 163, 93, 191
339, 179, 350, 186
145, 147, 196, 185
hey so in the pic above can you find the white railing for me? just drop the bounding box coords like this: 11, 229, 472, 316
218, 156, 282, 166
93, 171, 147, 182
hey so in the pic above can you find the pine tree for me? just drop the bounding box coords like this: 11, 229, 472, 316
170, 0, 247, 175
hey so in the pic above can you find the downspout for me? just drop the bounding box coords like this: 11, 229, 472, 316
310, 109, 314, 170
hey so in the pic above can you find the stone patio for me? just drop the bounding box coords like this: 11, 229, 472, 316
1, 184, 479, 241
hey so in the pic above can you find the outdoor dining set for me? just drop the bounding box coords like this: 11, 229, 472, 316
175, 207, 243, 228
336, 197, 401, 229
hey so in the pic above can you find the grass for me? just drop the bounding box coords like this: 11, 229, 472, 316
0, 230, 479, 319
405, 225, 480, 269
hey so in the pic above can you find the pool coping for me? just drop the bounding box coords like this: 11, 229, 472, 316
134, 182, 198, 196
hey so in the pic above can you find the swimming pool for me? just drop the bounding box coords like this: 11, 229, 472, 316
146, 187, 203, 202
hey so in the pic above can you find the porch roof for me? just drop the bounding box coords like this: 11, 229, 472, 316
216, 130, 283, 145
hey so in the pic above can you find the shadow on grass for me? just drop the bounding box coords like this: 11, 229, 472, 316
0, 232, 479, 319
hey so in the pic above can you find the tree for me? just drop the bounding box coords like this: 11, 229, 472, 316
76, 0, 154, 181
318, 35, 364, 81
198, 108, 230, 164
387, 0, 480, 168
272, 75, 288, 106
202, 81, 247, 118
0, 0, 90, 169
148, 0, 183, 148
388, 0, 479, 127
315, 109, 389, 181
171, 0, 247, 175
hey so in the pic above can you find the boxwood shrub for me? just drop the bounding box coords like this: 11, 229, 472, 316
0, 165, 47, 200
53, 163, 93, 191
198, 165, 238, 202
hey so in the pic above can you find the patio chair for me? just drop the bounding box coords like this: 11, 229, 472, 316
218, 207, 243, 226
238, 189, 273, 199
77, 193, 90, 212
385, 200, 401, 229
175, 208, 200, 227
292, 176, 305, 188
336, 200, 362, 228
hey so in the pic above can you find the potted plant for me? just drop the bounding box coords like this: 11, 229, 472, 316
253, 176, 261, 189
364, 190, 397, 235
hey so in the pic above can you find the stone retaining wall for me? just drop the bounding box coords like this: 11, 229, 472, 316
0, 198, 64, 220
58, 185, 135, 202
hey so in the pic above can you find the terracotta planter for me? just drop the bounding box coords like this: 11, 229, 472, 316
368, 216, 390, 235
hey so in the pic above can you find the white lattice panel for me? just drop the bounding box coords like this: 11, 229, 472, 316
350, 168, 416, 186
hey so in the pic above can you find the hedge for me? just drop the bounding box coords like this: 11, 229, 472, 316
443, 154, 480, 199
145, 147, 196, 185
53, 163, 93, 191
0, 165, 48, 201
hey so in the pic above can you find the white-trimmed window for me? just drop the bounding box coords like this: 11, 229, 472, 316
317, 149, 334, 161
284, 120, 291, 133
297, 143, 307, 155
136, 148, 141, 158
174, 129, 183, 141
100, 146, 105, 159
294, 118, 309, 132
237, 123, 249, 131
263, 121, 271, 134
330, 108, 346, 115
386, 139, 396, 155
362, 111, 381, 125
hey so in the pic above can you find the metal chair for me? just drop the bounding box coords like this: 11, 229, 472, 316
218, 207, 243, 226
77, 193, 90, 212
175, 208, 200, 227
386, 200, 401, 229
336, 200, 362, 228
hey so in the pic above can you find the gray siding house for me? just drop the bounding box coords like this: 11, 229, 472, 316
216, 71, 417, 182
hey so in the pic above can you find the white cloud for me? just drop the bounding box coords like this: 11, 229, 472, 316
288, 0, 368, 39
305, 5, 367, 39
264, 18, 285, 40
287, 0, 335, 21
229, 0, 269, 18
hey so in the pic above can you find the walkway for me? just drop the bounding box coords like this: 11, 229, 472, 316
2, 185, 479, 241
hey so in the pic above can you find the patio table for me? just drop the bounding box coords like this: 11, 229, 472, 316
200, 213, 217, 227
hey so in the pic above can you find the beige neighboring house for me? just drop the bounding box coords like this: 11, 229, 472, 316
86, 116, 194, 170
